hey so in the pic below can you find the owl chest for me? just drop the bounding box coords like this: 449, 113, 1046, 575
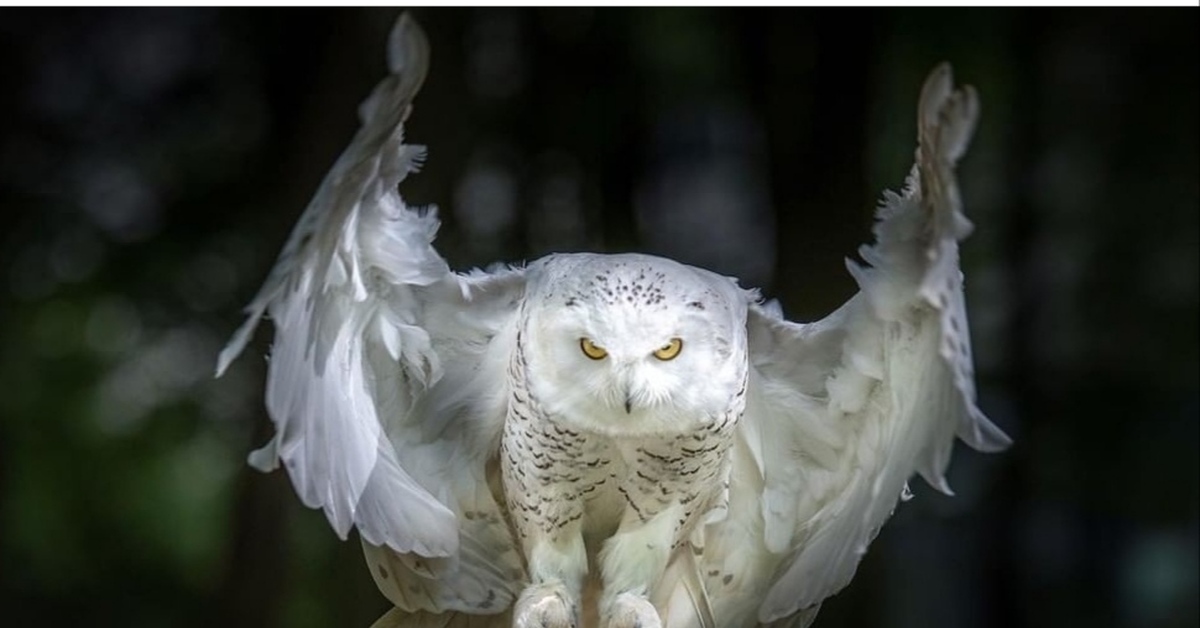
501, 391, 731, 536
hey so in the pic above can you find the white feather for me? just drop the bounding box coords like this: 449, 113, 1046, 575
692, 63, 1010, 626
217, 12, 526, 614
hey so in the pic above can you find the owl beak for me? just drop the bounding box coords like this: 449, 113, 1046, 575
624, 394, 633, 414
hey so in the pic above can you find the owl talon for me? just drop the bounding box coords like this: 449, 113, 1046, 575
603, 592, 661, 628
513, 582, 577, 628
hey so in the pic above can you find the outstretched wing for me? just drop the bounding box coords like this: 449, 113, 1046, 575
217, 14, 526, 613
680, 64, 1010, 627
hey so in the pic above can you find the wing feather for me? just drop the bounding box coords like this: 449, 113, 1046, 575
217, 13, 525, 614
687, 64, 1009, 626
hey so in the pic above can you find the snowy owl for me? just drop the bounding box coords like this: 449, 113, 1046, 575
217, 14, 1010, 628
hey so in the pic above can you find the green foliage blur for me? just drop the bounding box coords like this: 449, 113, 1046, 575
0, 8, 1195, 628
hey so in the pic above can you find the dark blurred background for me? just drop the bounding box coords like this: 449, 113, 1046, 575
0, 7, 1195, 628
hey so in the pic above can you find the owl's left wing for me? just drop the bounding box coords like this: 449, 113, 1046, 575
217, 14, 527, 613
683, 64, 1010, 627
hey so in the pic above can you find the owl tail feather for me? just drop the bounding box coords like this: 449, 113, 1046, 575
654, 548, 717, 628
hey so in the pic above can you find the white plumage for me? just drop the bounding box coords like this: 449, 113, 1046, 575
217, 14, 1009, 628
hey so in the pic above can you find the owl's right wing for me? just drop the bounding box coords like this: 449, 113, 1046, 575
676, 65, 1010, 627
216, 14, 526, 614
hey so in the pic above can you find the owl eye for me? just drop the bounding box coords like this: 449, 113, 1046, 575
653, 338, 683, 361
580, 338, 608, 360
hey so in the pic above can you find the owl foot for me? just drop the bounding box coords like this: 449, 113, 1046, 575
602, 592, 661, 628
513, 582, 577, 628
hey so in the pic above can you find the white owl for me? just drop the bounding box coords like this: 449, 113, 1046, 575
217, 14, 1010, 628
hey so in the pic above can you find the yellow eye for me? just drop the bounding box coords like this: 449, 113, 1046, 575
653, 338, 683, 361
580, 338, 608, 360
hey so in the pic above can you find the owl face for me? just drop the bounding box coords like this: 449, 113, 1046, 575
522, 254, 747, 437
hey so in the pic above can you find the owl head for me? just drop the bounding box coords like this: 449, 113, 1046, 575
521, 253, 748, 437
